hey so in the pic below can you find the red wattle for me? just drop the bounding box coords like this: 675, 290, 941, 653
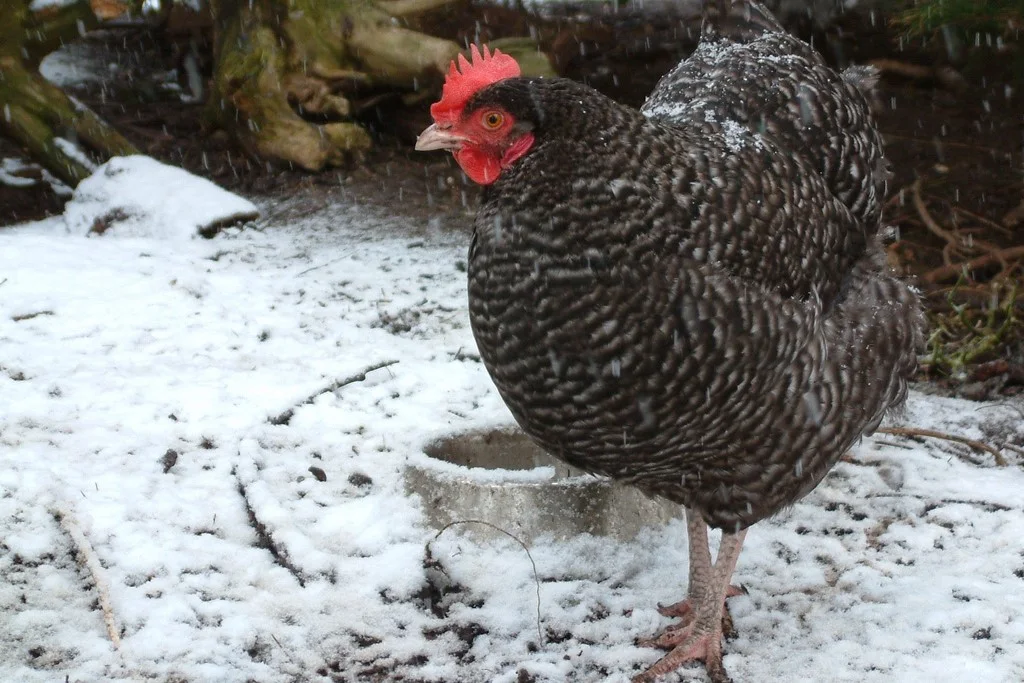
454, 147, 502, 185
454, 133, 536, 186
501, 133, 535, 169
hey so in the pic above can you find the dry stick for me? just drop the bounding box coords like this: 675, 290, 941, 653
952, 206, 1013, 237
268, 360, 399, 425
54, 505, 122, 649
976, 401, 1024, 419
877, 426, 1008, 467
428, 520, 544, 646
911, 178, 960, 265
882, 133, 1002, 154
923, 245, 1024, 284
868, 59, 966, 91
1004, 198, 1024, 228
872, 438, 915, 451
921, 191, 1013, 261
233, 470, 308, 586
909, 182, 1020, 281
1002, 443, 1024, 458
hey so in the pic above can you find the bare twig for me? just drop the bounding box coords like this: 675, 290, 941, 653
1002, 199, 1024, 228
269, 634, 305, 669
872, 439, 915, 451
975, 401, 1024, 419
1001, 443, 1024, 458
869, 59, 966, 90
882, 133, 1005, 155
296, 254, 352, 276
952, 206, 1013, 237
864, 492, 1012, 513
922, 246, 1024, 284
428, 520, 544, 646
911, 178, 959, 264
11, 310, 54, 321
269, 360, 399, 426
877, 426, 1008, 466
53, 505, 122, 648
233, 466, 307, 586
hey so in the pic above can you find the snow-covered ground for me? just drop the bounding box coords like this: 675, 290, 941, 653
2, 161, 1023, 683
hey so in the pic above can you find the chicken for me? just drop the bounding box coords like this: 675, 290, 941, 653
415, 2, 923, 681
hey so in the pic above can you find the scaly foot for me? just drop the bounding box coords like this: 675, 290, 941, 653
632, 625, 730, 683
655, 584, 746, 639
634, 516, 748, 683
656, 583, 747, 618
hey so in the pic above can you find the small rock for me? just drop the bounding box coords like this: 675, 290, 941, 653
348, 472, 372, 488
161, 449, 179, 474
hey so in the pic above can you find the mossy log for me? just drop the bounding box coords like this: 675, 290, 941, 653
207, 0, 463, 170
207, 0, 555, 170
0, 0, 138, 187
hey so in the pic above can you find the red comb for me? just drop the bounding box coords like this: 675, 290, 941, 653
430, 44, 521, 125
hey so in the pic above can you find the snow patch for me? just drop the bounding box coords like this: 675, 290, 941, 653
0, 158, 41, 188
57, 155, 258, 238
54, 137, 98, 173
0, 165, 1022, 682
1, 157, 73, 196
721, 119, 760, 152
39, 40, 108, 88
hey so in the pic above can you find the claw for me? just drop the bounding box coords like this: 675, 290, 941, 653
655, 599, 693, 619
632, 628, 730, 683
638, 621, 696, 650
654, 584, 747, 629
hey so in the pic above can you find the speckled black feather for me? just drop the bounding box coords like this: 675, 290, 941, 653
466, 0, 924, 530
644, 2, 890, 229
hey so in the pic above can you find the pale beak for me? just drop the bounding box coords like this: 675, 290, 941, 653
415, 124, 465, 152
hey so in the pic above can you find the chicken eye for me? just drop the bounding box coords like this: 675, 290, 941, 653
482, 111, 505, 129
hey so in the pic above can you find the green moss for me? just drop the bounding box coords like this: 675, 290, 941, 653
893, 0, 1024, 37
922, 278, 1023, 377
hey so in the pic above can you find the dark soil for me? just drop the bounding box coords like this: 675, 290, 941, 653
1, 2, 1022, 395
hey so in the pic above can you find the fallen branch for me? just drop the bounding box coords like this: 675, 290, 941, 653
268, 360, 399, 426
922, 245, 1024, 284
233, 467, 307, 586
53, 504, 122, 648
877, 426, 1008, 466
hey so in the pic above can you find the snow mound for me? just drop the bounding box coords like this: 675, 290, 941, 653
61, 156, 258, 239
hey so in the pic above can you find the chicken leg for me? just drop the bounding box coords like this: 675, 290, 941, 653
634, 509, 748, 683
653, 508, 746, 628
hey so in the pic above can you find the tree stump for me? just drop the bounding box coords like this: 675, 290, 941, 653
206, 0, 465, 170
0, 0, 139, 187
